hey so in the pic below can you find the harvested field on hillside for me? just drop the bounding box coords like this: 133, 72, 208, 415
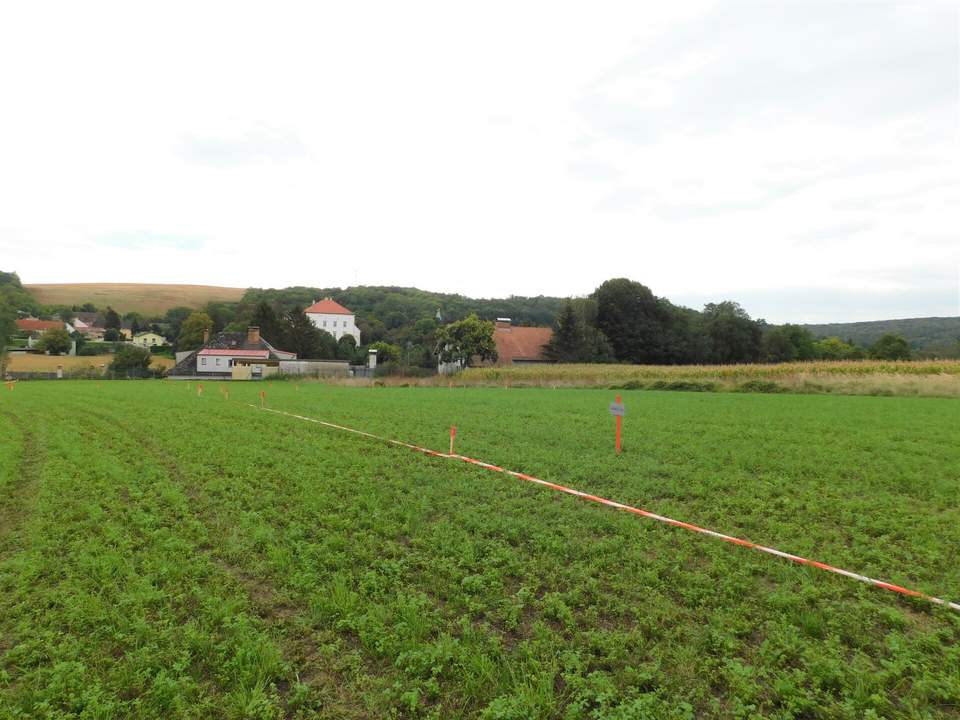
25, 283, 245, 314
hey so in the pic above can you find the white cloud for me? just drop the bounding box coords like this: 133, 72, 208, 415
0, 0, 956, 322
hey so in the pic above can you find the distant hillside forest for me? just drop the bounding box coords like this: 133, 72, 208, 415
4, 270, 959, 366
802, 317, 960, 356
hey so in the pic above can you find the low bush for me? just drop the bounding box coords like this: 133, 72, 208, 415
736, 380, 785, 393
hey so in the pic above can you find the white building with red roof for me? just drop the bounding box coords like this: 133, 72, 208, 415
305, 298, 360, 343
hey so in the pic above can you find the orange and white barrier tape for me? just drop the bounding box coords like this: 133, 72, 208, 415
251, 404, 959, 613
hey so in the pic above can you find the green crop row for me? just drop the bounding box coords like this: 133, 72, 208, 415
1, 381, 958, 718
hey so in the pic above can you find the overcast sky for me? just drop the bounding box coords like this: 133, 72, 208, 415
1, 1, 957, 323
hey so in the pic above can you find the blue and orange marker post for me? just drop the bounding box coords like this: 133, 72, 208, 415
609, 395, 626, 454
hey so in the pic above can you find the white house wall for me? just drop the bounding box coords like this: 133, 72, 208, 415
306, 313, 360, 343
197, 355, 237, 372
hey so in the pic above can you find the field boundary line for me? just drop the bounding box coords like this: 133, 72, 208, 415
249, 404, 960, 613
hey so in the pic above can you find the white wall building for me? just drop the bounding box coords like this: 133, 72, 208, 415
305, 298, 361, 343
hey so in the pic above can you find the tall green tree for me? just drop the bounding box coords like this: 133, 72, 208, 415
104, 306, 121, 330
281, 308, 334, 358
434, 314, 497, 368
251, 301, 283, 347
762, 324, 817, 363
336, 334, 358, 361
35, 327, 72, 355
0, 302, 15, 374
870, 333, 911, 360
814, 336, 863, 360
701, 301, 762, 364
110, 345, 153, 372
592, 279, 675, 363
544, 300, 613, 363
177, 312, 214, 351
164, 306, 194, 342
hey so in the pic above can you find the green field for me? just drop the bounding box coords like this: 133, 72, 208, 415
1, 382, 959, 719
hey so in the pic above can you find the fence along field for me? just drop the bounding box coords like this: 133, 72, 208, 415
1, 381, 958, 718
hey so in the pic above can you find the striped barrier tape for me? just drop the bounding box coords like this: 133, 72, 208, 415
250, 404, 960, 613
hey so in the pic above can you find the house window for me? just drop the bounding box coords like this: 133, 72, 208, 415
323, 320, 327, 327
201, 357, 207, 365
216, 358, 221, 366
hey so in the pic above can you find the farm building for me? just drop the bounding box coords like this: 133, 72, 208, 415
438, 318, 552, 374
305, 298, 361, 343
491, 318, 552, 365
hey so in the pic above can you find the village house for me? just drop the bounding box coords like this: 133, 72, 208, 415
132, 331, 167, 348
15, 318, 70, 335
170, 326, 296, 379
305, 298, 361, 343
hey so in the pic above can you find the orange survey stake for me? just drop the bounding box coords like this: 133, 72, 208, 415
608, 395, 626, 454
449, 425, 457, 454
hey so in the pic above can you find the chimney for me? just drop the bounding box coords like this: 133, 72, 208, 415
247, 326, 261, 345
203, 328, 210, 344
495, 317, 511, 330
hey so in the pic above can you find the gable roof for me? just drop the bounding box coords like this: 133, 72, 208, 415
493, 325, 552, 363
305, 298, 353, 315
198, 348, 269, 358
16, 319, 64, 333
168, 331, 297, 375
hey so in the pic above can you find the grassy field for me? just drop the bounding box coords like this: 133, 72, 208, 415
1, 382, 958, 719
25, 283, 246, 315
392, 360, 960, 398
4, 353, 174, 373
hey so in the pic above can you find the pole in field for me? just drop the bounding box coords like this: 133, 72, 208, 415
608, 394, 626, 454
197, 384, 203, 397
449, 425, 457, 454
260, 390, 266, 408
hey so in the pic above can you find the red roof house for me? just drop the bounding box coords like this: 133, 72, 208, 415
16, 319, 65, 334
304, 298, 353, 315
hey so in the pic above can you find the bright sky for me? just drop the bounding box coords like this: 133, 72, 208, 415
1, 1, 957, 323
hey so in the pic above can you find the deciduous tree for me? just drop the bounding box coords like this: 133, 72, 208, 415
35, 327, 72, 355
870, 333, 911, 360
177, 312, 214, 351
434, 314, 497, 368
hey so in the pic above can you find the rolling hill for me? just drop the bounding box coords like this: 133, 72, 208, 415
803, 316, 960, 351
25, 283, 246, 315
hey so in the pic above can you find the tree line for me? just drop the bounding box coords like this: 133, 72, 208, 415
5, 271, 956, 370
543, 278, 917, 364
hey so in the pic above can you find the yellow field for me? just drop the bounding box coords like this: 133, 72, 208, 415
25, 283, 246, 315
5, 354, 174, 373
336, 360, 960, 397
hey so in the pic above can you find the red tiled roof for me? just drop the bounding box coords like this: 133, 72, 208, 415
197, 349, 269, 358
493, 325, 552, 364
16, 319, 64, 332
304, 298, 353, 315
